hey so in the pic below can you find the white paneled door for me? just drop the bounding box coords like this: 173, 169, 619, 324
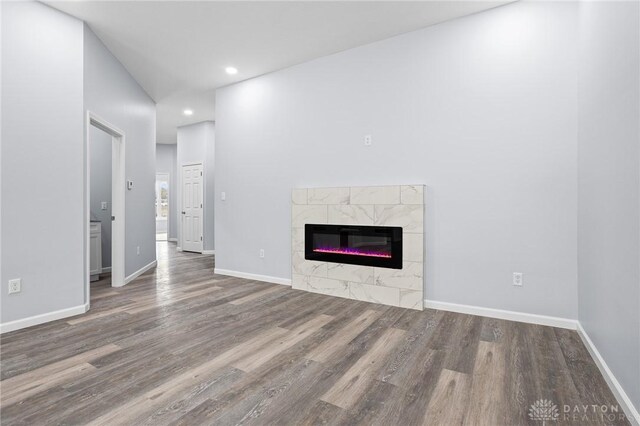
181, 163, 204, 253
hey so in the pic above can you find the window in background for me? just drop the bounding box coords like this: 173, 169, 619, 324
156, 173, 170, 241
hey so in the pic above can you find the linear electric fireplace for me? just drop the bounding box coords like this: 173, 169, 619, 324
305, 224, 403, 269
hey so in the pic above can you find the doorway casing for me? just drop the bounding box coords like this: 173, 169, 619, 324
85, 111, 126, 310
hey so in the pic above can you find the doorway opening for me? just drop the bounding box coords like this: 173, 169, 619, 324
156, 173, 170, 241
85, 112, 126, 310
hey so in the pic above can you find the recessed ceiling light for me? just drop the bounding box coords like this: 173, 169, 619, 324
183, 109, 193, 116
225, 66, 238, 75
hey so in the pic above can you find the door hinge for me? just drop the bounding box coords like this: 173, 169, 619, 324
201, 203, 203, 208
111, 216, 115, 221
200, 236, 203, 241
200, 171, 203, 176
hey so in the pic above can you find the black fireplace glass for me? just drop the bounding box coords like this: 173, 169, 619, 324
305, 224, 402, 269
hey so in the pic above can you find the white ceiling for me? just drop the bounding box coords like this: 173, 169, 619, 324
46, 1, 509, 144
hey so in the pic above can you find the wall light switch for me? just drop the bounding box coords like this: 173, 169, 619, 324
101, 202, 108, 210
221, 192, 226, 201
259, 249, 265, 258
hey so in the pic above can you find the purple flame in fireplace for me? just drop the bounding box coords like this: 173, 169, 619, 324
313, 247, 392, 258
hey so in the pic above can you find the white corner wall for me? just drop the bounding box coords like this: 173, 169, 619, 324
84, 25, 157, 278
577, 0, 640, 414
1, 2, 85, 324
177, 121, 215, 251
215, 1, 579, 319
0, 4, 157, 330
156, 144, 178, 241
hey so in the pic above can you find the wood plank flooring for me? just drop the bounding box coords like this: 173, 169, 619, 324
0, 242, 629, 425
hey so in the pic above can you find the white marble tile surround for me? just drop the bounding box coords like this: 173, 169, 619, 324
291, 185, 424, 310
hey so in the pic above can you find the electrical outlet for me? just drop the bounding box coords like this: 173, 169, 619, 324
364, 135, 372, 146
259, 249, 265, 258
136, 246, 140, 255
101, 201, 108, 210
221, 192, 226, 201
8, 279, 21, 294
513, 272, 523, 287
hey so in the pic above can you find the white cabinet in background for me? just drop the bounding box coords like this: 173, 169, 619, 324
90, 222, 102, 281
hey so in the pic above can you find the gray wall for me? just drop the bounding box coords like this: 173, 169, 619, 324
177, 122, 215, 251
84, 25, 157, 278
0, 3, 157, 326
90, 126, 113, 268
215, 1, 579, 319
156, 144, 178, 241
577, 0, 640, 411
1, 2, 85, 322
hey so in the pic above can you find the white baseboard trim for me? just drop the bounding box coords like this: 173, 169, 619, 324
202, 250, 215, 255
0, 303, 89, 334
214, 268, 291, 286
424, 299, 578, 330
577, 323, 640, 425
124, 260, 157, 285
101, 266, 112, 273
176, 247, 182, 252
168, 237, 178, 242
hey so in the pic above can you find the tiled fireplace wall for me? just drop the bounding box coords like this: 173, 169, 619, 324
291, 185, 425, 310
